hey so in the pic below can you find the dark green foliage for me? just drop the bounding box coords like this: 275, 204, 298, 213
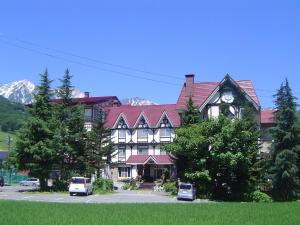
12, 69, 55, 190
180, 95, 200, 126
93, 178, 113, 193
164, 96, 260, 201
270, 150, 299, 200
52, 69, 88, 182
0, 96, 28, 132
86, 109, 114, 177
163, 181, 177, 195
269, 79, 300, 201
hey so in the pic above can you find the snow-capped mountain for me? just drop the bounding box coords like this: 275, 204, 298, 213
0, 80, 84, 104
121, 97, 158, 106
0, 80, 36, 104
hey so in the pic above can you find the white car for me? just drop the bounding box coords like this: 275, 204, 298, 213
69, 177, 93, 196
20, 178, 40, 187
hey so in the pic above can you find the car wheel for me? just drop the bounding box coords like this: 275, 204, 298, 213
69, 192, 73, 196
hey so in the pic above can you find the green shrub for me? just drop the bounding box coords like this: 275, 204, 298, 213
122, 179, 140, 190
163, 181, 177, 195
93, 178, 113, 193
250, 191, 273, 203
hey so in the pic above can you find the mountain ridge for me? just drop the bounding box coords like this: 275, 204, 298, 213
0, 80, 157, 106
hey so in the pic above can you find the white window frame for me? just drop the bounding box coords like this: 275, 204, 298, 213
118, 167, 130, 178
118, 129, 126, 143
137, 146, 148, 155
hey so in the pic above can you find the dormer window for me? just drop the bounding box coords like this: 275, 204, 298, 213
160, 115, 171, 128
117, 117, 127, 129
137, 117, 148, 128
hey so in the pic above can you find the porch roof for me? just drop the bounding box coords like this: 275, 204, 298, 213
126, 155, 174, 165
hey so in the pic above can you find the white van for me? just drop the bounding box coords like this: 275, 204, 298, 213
68, 177, 93, 196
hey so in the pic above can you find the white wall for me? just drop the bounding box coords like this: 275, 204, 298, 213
110, 127, 175, 163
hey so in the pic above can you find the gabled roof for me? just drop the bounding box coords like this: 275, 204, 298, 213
106, 104, 180, 129
51, 96, 120, 105
261, 109, 276, 124
176, 77, 260, 110
126, 155, 174, 165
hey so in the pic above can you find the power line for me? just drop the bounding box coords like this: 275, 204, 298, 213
0, 34, 183, 81
0, 39, 182, 87
1, 36, 298, 100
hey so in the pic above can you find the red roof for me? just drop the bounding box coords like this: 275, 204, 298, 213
261, 109, 276, 124
51, 96, 120, 105
176, 80, 260, 109
105, 104, 180, 128
126, 155, 174, 165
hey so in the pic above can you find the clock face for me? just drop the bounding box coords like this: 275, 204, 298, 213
221, 91, 234, 103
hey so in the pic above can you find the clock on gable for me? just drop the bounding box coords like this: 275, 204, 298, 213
221, 91, 234, 103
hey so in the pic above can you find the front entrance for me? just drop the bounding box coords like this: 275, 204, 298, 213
137, 164, 171, 182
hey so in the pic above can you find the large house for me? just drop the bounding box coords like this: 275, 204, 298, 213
103, 74, 275, 182
52, 74, 275, 182
105, 104, 180, 182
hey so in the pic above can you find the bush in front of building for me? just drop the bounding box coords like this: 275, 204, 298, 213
163, 181, 177, 195
93, 178, 113, 193
122, 178, 140, 190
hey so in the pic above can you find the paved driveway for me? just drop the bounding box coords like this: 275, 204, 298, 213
0, 185, 208, 204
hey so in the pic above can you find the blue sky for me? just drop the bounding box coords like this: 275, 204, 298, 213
0, 0, 300, 108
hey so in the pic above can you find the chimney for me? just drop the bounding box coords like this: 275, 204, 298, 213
185, 74, 194, 97
84, 92, 90, 98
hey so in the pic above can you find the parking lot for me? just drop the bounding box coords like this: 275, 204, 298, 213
0, 185, 207, 203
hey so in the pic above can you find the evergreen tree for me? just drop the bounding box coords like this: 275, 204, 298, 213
173, 97, 201, 180
53, 69, 87, 182
86, 109, 114, 178
269, 79, 300, 200
13, 69, 55, 190
180, 96, 200, 126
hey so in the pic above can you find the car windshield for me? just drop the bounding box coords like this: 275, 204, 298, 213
179, 184, 192, 190
71, 178, 85, 184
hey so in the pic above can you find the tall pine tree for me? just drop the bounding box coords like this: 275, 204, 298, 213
86, 109, 114, 178
53, 69, 87, 182
13, 69, 55, 190
269, 79, 300, 200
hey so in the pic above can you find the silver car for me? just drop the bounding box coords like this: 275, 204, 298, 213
177, 183, 196, 201
20, 178, 40, 187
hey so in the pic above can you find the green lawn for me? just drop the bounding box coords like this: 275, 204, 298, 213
0, 130, 16, 151
0, 200, 299, 225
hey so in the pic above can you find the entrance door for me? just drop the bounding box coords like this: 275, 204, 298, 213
143, 164, 152, 182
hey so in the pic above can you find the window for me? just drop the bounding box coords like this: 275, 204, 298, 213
138, 129, 148, 138
137, 129, 148, 142
84, 108, 92, 117
160, 128, 172, 142
118, 146, 126, 160
137, 145, 148, 155
118, 167, 130, 178
118, 129, 126, 143
160, 128, 172, 137
84, 108, 92, 122
239, 108, 245, 119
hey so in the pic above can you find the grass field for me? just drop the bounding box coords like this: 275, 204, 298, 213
0, 130, 16, 151
0, 200, 299, 225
